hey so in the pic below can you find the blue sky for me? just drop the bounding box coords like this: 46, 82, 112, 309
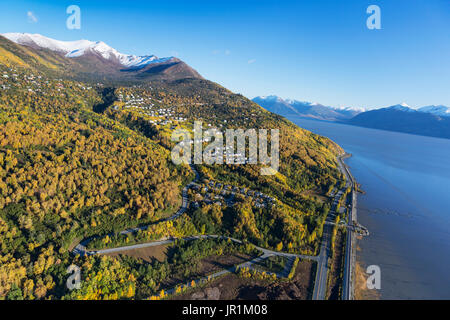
0, 0, 449, 109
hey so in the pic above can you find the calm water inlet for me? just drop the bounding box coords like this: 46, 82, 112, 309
290, 117, 450, 299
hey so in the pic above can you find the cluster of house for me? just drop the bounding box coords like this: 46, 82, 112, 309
210, 146, 258, 164
0, 71, 51, 94
0, 72, 11, 90
1, 69, 33, 91
0, 68, 92, 95
75, 83, 92, 91
117, 92, 188, 127
189, 180, 276, 209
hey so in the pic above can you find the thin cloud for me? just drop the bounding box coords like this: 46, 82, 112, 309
224, 49, 231, 55
27, 11, 38, 23
248, 59, 256, 64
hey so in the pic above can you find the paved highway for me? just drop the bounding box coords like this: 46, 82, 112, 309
312, 154, 354, 300
340, 155, 357, 300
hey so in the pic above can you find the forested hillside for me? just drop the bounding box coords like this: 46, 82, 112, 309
0, 35, 344, 300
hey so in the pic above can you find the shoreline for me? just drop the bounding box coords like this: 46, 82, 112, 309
354, 249, 381, 300
289, 116, 450, 299
338, 153, 358, 300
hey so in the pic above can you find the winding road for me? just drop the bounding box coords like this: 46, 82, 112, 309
72, 157, 356, 300
76, 234, 317, 262
73, 165, 198, 256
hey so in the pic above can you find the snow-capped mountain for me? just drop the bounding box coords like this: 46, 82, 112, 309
384, 103, 450, 117
1, 33, 172, 68
257, 95, 286, 103
418, 105, 450, 117
0, 32, 202, 81
254, 94, 450, 139
253, 96, 361, 121
254, 96, 450, 121
348, 102, 450, 139
253, 95, 300, 117
386, 102, 417, 112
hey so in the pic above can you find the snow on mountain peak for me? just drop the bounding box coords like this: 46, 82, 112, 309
285, 99, 314, 106
1, 32, 172, 68
333, 105, 366, 112
388, 103, 415, 112
257, 95, 286, 103
418, 105, 450, 117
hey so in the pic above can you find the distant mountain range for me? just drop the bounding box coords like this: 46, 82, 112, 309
253, 96, 450, 139
0, 33, 202, 81
348, 103, 450, 139
252, 95, 361, 121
